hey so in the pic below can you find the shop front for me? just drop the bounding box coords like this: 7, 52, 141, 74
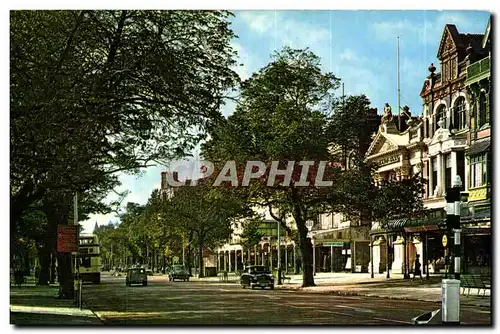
370, 214, 446, 279
313, 225, 370, 273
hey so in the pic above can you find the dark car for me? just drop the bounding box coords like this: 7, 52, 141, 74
240, 265, 275, 290
168, 265, 190, 282
126, 268, 148, 287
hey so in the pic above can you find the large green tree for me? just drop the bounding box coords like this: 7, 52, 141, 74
202, 47, 343, 287
164, 180, 253, 277
11, 10, 240, 297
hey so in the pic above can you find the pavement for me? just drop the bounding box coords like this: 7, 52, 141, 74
10, 284, 103, 325
188, 272, 491, 308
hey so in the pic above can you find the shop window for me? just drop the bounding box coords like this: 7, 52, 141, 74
453, 97, 466, 130
470, 154, 487, 188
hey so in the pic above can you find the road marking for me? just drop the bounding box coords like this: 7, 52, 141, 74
372, 317, 411, 324
331, 305, 375, 313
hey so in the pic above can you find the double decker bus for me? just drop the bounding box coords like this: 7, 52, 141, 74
78, 234, 101, 284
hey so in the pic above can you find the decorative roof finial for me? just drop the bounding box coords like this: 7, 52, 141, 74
428, 63, 436, 73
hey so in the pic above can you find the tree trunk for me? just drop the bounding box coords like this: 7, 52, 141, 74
297, 223, 315, 287
43, 195, 73, 299
186, 247, 192, 275
37, 247, 51, 285
290, 192, 315, 287
57, 252, 74, 299
50, 252, 57, 284
198, 243, 204, 278
37, 220, 57, 285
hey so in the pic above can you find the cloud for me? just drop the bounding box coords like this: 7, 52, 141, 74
239, 11, 275, 34
231, 42, 252, 81
80, 166, 165, 233
372, 11, 488, 44
339, 48, 357, 61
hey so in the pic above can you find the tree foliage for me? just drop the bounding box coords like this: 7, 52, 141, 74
10, 9, 240, 296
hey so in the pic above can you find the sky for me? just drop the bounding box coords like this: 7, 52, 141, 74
80, 10, 490, 233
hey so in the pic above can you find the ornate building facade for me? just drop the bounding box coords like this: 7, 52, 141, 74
366, 106, 427, 278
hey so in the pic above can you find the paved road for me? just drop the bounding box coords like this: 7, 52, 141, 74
81, 275, 491, 325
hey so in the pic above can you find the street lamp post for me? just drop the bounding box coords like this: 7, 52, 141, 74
277, 221, 282, 285
306, 220, 314, 276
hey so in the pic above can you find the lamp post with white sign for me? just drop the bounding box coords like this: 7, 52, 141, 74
305, 220, 314, 276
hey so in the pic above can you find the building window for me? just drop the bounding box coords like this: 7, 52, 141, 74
445, 154, 452, 189
478, 91, 487, 128
431, 157, 438, 196
453, 97, 466, 130
470, 154, 487, 188
436, 105, 447, 129
458, 151, 465, 191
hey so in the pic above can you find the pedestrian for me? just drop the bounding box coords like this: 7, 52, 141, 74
413, 254, 422, 280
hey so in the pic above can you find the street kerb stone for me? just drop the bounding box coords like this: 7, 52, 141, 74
275, 283, 491, 308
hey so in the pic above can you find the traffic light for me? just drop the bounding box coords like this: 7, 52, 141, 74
445, 187, 461, 231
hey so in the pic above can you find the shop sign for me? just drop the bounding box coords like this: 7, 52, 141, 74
442, 235, 448, 248
324, 241, 344, 247
377, 155, 399, 166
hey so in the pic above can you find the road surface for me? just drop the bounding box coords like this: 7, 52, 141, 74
81, 274, 491, 325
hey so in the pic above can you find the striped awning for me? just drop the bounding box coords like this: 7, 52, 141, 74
370, 218, 408, 234
370, 217, 445, 235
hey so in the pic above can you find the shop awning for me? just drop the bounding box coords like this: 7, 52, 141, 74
403, 217, 443, 233
466, 139, 490, 155
370, 217, 445, 235
370, 218, 408, 234
461, 205, 491, 223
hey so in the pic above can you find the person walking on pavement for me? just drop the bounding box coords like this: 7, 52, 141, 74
413, 254, 422, 280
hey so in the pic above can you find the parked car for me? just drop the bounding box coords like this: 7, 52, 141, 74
240, 265, 275, 290
126, 268, 148, 287
168, 265, 190, 282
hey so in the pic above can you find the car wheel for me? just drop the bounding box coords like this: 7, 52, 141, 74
270, 285, 274, 290
143, 281, 147, 287
241, 284, 246, 289
186, 277, 189, 282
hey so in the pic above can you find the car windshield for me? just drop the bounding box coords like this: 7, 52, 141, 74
250, 266, 270, 274
130, 269, 145, 274
173, 265, 185, 271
